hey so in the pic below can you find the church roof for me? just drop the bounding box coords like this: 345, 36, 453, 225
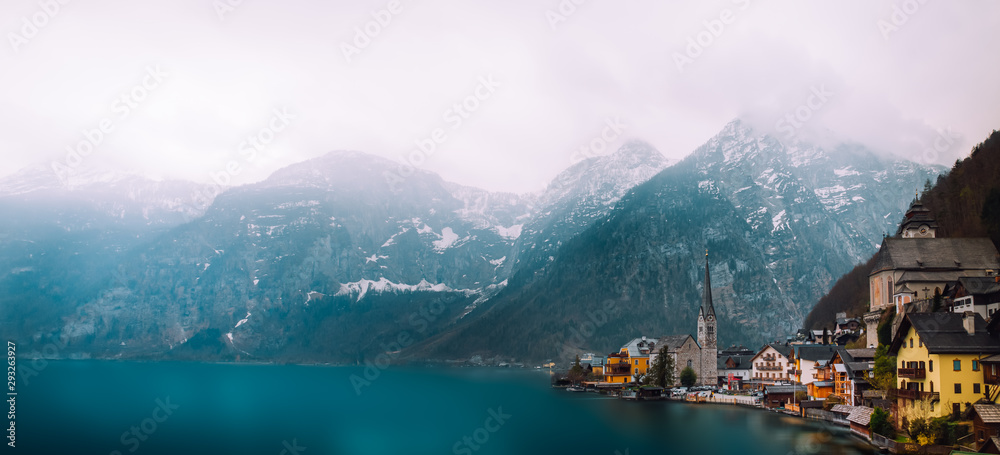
870, 237, 1000, 274
700, 253, 716, 319
657, 335, 695, 351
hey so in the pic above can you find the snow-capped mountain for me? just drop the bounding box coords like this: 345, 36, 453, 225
507, 140, 678, 278
5, 120, 943, 364
413, 119, 943, 362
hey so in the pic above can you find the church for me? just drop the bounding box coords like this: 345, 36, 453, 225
603, 253, 719, 386
864, 196, 1000, 346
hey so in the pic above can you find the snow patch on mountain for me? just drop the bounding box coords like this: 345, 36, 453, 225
495, 224, 522, 240
335, 278, 451, 301
433, 227, 459, 250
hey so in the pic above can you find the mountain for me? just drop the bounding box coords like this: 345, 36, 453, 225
0, 165, 214, 340
805, 129, 1000, 329
408, 120, 943, 362
6, 120, 944, 365
507, 140, 677, 281
5, 145, 672, 362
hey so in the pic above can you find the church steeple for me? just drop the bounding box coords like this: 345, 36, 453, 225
896, 194, 938, 238
700, 250, 716, 319
696, 249, 718, 386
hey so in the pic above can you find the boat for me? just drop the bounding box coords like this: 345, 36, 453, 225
566, 386, 586, 392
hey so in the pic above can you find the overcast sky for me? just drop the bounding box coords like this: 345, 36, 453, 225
2, 0, 998, 193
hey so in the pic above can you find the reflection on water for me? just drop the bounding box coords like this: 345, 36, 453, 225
19, 362, 876, 454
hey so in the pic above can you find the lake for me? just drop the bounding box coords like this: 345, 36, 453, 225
14, 361, 875, 454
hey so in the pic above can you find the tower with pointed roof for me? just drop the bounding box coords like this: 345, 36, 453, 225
897, 193, 938, 238
697, 251, 718, 385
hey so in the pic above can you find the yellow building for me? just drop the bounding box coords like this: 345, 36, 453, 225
603, 337, 656, 384
890, 312, 1000, 419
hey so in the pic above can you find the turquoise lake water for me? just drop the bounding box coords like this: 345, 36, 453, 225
13, 361, 876, 454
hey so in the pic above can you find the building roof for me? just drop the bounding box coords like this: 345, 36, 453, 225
700, 253, 716, 320
657, 335, 695, 352
794, 345, 838, 362
765, 385, 807, 394
958, 276, 1000, 296
620, 337, 660, 357
754, 343, 793, 361
896, 270, 968, 286
847, 406, 875, 426
973, 404, 1000, 424
982, 354, 1000, 363
846, 348, 876, 361
896, 198, 938, 236
890, 313, 1000, 355
718, 354, 754, 370
983, 437, 1000, 454
871, 237, 1000, 275
846, 362, 873, 375
830, 404, 855, 414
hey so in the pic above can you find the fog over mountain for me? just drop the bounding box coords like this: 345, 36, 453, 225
0, 119, 942, 363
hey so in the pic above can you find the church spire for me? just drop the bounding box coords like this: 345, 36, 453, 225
701, 250, 716, 319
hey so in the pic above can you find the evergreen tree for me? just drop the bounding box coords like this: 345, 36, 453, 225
680, 366, 697, 387
568, 355, 585, 384
643, 346, 675, 387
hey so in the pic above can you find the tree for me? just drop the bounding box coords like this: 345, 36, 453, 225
568, 355, 585, 384
680, 366, 697, 387
870, 407, 894, 437
870, 344, 897, 392
643, 346, 675, 388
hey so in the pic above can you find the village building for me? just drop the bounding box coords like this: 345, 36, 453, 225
761, 384, 806, 409
792, 344, 837, 385
603, 337, 658, 383
972, 404, 1000, 452
717, 352, 753, 390
889, 312, 1000, 421
750, 343, 793, 387
846, 406, 875, 440
948, 276, 1000, 320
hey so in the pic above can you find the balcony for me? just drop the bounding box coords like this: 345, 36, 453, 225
898, 367, 926, 379
758, 365, 784, 371
896, 388, 939, 401
606, 365, 631, 375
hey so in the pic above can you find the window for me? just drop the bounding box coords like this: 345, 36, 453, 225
634, 360, 638, 365
954, 360, 962, 371
930, 381, 934, 392
687, 360, 692, 368
909, 339, 913, 348
929, 360, 933, 372
974, 360, 980, 371
955, 383, 962, 394
919, 339, 923, 347
975, 383, 982, 394
634, 368, 639, 374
